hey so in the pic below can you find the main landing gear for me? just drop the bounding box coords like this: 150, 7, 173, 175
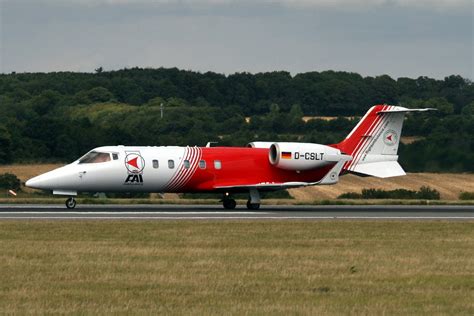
246, 200, 260, 210
223, 197, 237, 210
222, 189, 261, 210
65, 197, 76, 209
247, 188, 260, 210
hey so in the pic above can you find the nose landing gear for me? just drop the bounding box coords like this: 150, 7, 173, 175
65, 197, 76, 209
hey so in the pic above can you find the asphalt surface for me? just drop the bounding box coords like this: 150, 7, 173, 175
0, 204, 472, 220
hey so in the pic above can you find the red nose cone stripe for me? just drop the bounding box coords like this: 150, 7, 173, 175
127, 157, 139, 169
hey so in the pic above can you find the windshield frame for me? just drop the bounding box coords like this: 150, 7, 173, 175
78, 151, 112, 164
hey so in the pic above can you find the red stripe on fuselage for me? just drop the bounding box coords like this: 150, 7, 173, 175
165, 146, 192, 191
167, 147, 193, 191
170, 147, 202, 192
178, 147, 334, 192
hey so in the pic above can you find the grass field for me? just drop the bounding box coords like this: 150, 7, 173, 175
289, 173, 474, 201
0, 221, 473, 314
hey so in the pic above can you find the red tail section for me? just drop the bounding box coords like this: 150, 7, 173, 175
336, 105, 389, 156
334, 104, 435, 178
335, 104, 436, 178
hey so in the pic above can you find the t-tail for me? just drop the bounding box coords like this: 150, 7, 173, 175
335, 105, 434, 178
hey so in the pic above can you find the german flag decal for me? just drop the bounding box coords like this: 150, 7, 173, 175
281, 152, 292, 159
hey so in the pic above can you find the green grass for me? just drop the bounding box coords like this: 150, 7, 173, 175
0, 221, 473, 314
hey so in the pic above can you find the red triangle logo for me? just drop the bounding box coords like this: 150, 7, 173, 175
127, 157, 139, 169
387, 134, 393, 141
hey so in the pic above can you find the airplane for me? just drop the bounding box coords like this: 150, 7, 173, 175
25, 105, 433, 209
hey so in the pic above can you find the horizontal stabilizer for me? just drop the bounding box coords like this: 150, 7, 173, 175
351, 161, 406, 178
377, 107, 436, 114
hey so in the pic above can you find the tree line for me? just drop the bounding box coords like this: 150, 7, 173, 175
0, 68, 473, 172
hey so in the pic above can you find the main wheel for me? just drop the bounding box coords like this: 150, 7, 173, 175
65, 197, 76, 209
223, 198, 237, 210
246, 200, 260, 210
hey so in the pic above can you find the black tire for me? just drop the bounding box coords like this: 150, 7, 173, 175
223, 199, 237, 210
66, 197, 76, 209
246, 200, 260, 210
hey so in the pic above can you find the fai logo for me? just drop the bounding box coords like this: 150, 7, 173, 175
383, 130, 398, 146
124, 153, 145, 184
125, 153, 145, 173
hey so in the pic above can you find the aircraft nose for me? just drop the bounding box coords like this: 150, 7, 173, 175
25, 175, 50, 190
26, 165, 81, 191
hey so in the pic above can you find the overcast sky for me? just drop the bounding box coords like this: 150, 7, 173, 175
0, 0, 472, 79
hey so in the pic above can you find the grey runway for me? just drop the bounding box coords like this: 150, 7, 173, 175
0, 204, 473, 220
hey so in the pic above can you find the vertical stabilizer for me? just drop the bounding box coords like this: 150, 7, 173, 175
336, 105, 433, 178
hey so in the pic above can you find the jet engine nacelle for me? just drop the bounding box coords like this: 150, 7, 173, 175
247, 142, 274, 149
269, 142, 342, 171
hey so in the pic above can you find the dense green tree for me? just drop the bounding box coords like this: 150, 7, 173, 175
0, 173, 21, 191
31, 89, 62, 115
425, 97, 454, 115
0, 125, 12, 163
74, 87, 114, 104
0, 68, 472, 171
461, 101, 474, 116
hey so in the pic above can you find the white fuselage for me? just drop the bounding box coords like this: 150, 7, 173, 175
27, 146, 192, 193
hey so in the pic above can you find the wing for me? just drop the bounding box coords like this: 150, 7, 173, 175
214, 181, 316, 191
214, 156, 351, 191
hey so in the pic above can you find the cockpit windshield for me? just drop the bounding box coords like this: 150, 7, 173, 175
78, 151, 111, 164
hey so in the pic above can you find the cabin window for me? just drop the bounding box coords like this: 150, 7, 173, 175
199, 160, 206, 169
183, 160, 190, 169
168, 160, 175, 169
153, 159, 159, 169
79, 151, 111, 164
112, 153, 119, 160
214, 160, 222, 170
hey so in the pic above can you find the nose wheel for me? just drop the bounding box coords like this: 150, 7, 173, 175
65, 197, 76, 209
